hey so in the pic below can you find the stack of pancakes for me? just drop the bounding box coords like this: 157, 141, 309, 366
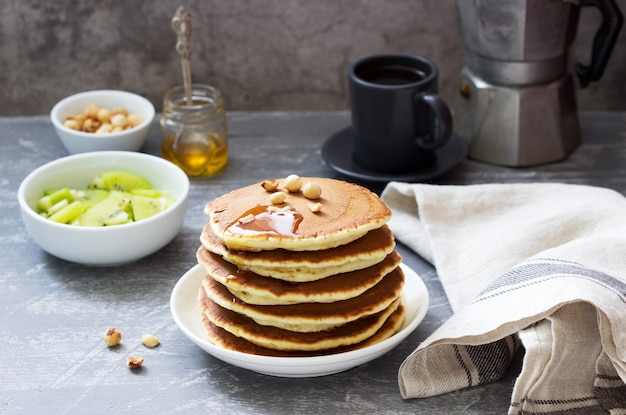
196, 176, 405, 357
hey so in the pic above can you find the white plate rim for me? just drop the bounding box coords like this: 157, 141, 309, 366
170, 262, 429, 377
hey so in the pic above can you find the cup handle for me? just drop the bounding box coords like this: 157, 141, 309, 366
414, 93, 453, 150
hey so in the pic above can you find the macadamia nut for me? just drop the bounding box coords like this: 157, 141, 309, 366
126, 113, 142, 127
84, 103, 99, 119
63, 118, 81, 130
302, 182, 322, 199
97, 108, 111, 123
141, 334, 160, 348
95, 123, 113, 134
270, 191, 287, 204
110, 113, 128, 128
283, 174, 302, 192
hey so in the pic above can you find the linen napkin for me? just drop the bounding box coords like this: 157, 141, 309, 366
381, 182, 626, 415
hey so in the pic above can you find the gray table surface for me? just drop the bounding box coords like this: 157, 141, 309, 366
2, 111, 625, 414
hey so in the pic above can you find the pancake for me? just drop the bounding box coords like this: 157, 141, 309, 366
200, 224, 397, 282
197, 245, 402, 305
200, 266, 405, 333
205, 177, 392, 251
199, 300, 406, 356
199, 286, 404, 352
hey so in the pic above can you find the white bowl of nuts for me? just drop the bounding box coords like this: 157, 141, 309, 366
50, 90, 156, 154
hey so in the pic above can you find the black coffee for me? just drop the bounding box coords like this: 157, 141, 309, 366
358, 65, 425, 85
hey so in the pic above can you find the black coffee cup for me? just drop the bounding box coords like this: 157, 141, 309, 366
349, 54, 452, 173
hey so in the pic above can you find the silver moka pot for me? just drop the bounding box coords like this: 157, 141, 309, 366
454, 0, 623, 166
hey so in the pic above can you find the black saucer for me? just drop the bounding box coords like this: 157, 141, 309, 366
321, 127, 468, 183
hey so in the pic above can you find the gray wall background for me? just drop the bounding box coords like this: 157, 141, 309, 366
1, 0, 625, 116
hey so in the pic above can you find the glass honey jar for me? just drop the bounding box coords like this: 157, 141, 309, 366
160, 84, 228, 177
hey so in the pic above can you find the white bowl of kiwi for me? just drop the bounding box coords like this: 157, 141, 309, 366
18, 151, 189, 266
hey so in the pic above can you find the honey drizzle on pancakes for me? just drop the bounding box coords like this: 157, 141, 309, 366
227, 205, 303, 237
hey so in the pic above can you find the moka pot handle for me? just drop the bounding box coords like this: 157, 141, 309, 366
576, 0, 623, 88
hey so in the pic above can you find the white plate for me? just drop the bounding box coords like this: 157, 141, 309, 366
170, 263, 429, 377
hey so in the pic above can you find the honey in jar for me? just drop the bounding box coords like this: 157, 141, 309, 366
160, 84, 228, 177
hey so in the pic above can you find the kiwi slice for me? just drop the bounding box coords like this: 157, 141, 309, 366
41, 199, 69, 218
49, 201, 87, 224
132, 195, 166, 221
77, 191, 133, 226
37, 188, 72, 211
73, 189, 110, 209
89, 170, 152, 192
